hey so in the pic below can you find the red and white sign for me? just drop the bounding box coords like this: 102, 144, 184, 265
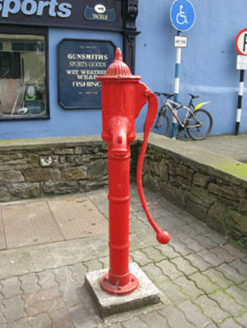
236, 29, 247, 55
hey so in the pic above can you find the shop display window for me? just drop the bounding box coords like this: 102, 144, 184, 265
0, 27, 49, 119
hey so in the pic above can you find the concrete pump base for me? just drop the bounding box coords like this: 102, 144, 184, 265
85, 262, 160, 318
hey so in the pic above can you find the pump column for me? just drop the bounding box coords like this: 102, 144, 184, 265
107, 151, 131, 287
101, 136, 139, 295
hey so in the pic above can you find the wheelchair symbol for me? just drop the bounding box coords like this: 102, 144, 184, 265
176, 5, 188, 25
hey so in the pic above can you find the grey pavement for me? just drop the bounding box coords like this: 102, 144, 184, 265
181, 134, 247, 163
0, 185, 247, 327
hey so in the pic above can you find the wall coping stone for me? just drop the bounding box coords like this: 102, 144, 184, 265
0, 135, 103, 151
136, 133, 247, 187
1, 133, 246, 186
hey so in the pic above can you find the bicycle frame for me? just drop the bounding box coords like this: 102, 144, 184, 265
165, 99, 194, 128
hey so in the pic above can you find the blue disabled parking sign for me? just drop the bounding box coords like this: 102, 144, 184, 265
170, 0, 196, 32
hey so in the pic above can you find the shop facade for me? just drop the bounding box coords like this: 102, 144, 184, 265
1, 0, 247, 139
0, 0, 138, 138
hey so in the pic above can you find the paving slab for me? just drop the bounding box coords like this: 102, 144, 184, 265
1, 197, 108, 249
183, 134, 247, 163
0, 207, 6, 250
2, 201, 64, 248
48, 197, 108, 239
0, 187, 246, 328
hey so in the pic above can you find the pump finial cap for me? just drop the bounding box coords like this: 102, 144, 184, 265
105, 48, 132, 77
115, 48, 123, 61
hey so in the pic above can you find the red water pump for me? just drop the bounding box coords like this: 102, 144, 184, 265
97, 49, 170, 296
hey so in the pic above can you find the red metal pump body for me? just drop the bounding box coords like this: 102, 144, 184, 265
97, 49, 170, 296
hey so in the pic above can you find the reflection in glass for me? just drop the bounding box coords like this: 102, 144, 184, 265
0, 34, 47, 118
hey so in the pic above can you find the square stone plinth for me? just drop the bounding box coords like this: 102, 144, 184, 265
85, 263, 160, 317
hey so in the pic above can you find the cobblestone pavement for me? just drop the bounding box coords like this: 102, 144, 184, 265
0, 186, 247, 328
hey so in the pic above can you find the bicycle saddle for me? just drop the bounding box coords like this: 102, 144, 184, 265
188, 93, 199, 99
154, 92, 175, 99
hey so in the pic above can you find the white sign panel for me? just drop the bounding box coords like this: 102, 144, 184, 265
174, 36, 188, 48
237, 55, 247, 70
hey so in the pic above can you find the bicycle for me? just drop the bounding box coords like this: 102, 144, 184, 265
152, 92, 213, 140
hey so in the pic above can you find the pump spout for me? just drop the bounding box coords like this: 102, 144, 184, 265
108, 116, 131, 156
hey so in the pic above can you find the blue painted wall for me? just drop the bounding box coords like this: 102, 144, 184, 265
1, 0, 247, 139
0, 29, 122, 139
135, 0, 247, 136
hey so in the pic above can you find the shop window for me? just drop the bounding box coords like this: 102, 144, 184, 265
0, 27, 49, 120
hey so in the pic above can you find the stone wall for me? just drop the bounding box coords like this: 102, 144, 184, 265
0, 136, 108, 202
0, 134, 246, 249
133, 134, 247, 249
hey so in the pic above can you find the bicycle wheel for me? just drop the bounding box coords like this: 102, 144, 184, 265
187, 109, 213, 140
153, 112, 170, 136
144, 105, 170, 136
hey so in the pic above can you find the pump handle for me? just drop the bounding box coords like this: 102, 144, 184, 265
136, 89, 171, 245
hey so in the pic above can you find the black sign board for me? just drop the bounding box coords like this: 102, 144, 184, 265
0, 0, 123, 31
84, 5, 116, 23
57, 39, 115, 109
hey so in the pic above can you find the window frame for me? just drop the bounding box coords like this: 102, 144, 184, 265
0, 25, 50, 121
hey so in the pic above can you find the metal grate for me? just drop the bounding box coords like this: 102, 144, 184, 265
3, 202, 64, 248
48, 197, 108, 240
1, 197, 108, 249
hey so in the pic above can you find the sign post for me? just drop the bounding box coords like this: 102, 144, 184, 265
170, 0, 195, 138
235, 29, 247, 135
